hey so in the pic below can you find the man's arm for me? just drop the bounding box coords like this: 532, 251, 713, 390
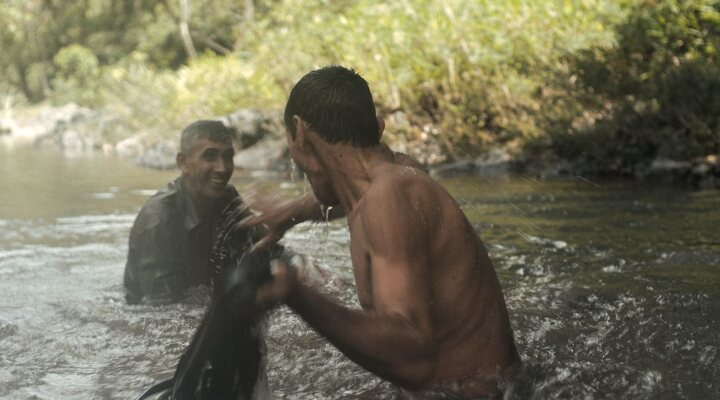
240, 151, 425, 252
124, 219, 187, 304
285, 281, 436, 388
240, 191, 345, 251
256, 180, 438, 388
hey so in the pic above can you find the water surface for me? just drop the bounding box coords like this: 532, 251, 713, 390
1, 145, 718, 399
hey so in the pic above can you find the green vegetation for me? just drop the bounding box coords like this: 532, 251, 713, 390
1, 0, 718, 172
539, 0, 720, 174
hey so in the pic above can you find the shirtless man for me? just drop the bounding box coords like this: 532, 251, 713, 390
244, 66, 520, 397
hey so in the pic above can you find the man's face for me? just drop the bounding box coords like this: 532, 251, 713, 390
286, 127, 339, 207
179, 137, 234, 202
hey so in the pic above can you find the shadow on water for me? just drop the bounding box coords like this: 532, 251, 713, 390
0, 146, 718, 399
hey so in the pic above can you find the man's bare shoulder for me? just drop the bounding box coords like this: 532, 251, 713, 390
369, 162, 436, 197
364, 161, 471, 241
391, 151, 428, 172
359, 163, 446, 227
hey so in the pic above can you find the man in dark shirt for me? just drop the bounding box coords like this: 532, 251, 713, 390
124, 120, 242, 304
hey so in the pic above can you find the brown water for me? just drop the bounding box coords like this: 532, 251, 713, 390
1, 145, 718, 399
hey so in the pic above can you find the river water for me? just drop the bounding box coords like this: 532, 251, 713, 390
0, 145, 718, 399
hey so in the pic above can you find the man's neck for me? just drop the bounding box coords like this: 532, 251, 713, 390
311, 141, 392, 216
182, 180, 220, 221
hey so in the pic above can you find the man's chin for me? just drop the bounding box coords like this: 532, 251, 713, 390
314, 192, 339, 208
204, 185, 227, 199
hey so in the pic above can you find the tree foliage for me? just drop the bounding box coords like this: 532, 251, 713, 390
540, 0, 720, 173
0, 0, 252, 103
1, 0, 718, 170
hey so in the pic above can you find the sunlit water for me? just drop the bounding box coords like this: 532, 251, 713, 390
1, 145, 718, 399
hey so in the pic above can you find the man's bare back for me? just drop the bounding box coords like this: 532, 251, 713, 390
347, 161, 520, 395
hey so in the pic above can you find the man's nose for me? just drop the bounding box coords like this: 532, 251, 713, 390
214, 157, 233, 174
212, 158, 229, 173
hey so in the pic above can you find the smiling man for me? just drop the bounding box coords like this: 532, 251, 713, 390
123, 120, 240, 304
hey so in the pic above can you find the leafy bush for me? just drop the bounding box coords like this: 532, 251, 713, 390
97, 52, 283, 138
51, 44, 101, 106
540, 0, 720, 173
93, 0, 620, 155
233, 0, 621, 157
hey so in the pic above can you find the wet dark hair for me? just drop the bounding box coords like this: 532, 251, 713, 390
284, 65, 379, 147
180, 120, 235, 154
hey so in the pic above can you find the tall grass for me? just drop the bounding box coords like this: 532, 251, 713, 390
95, 0, 623, 155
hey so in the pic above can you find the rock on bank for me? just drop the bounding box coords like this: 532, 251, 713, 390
1, 104, 291, 173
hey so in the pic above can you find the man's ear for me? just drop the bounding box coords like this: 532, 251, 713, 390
292, 115, 308, 146
176, 153, 187, 173
377, 116, 385, 141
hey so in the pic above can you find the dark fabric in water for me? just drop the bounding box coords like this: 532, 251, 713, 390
137, 198, 279, 400
170, 251, 271, 400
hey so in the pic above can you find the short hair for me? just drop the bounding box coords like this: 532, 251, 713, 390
180, 120, 235, 154
284, 65, 379, 147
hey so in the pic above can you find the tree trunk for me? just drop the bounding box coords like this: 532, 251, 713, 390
15, 65, 40, 103
179, 0, 197, 59
245, 0, 254, 25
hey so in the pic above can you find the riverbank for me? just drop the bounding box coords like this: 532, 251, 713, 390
3, 1, 718, 191
0, 104, 289, 172
2, 103, 718, 189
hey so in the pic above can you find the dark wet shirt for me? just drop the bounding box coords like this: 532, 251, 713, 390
123, 177, 243, 304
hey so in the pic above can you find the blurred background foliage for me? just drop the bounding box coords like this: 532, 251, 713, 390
1, 0, 718, 170
540, 0, 720, 174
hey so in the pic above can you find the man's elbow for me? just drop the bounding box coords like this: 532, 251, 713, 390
387, 344, 438, 390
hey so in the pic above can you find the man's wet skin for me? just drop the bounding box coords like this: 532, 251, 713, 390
248, 141, 519, 396
348, 160, 520, 394
243, 66, 520, 397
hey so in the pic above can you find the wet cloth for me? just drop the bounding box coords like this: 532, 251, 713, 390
123, 177, 244, 304
135, 198, 285, 400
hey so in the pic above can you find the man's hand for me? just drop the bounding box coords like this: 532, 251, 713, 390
255, 259, 299, 310
238, 187, 302, 252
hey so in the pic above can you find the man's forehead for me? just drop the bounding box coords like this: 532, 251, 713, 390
192, 136, 234, 152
